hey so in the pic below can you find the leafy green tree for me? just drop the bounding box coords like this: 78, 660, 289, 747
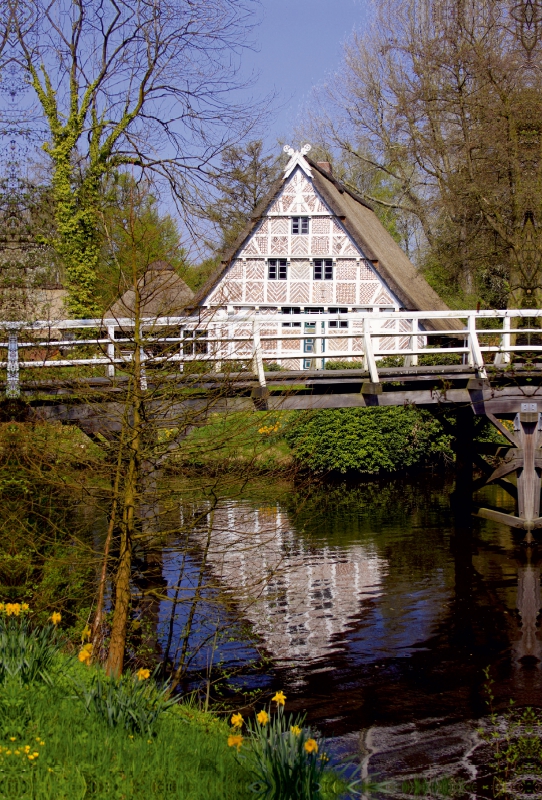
6, 0, 263, 316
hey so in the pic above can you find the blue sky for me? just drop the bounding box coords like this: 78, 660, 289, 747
245, 0, 370, 150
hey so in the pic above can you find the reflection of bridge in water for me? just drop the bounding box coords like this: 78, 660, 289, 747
204, 502, 384, 667
5, 307, 542, 535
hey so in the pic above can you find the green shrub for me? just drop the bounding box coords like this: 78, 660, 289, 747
324, 360, 364, 370
285, 407, 452, 474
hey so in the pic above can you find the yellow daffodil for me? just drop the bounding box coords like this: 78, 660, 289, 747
290, 725, 302, 736
136, 668, 151, 681
81, 626, 91, 641
0, 603, 4, 612
272, 690, 286, 706
227, 734, 243, 751
230, 713, 243, 728
50, 612, 61, 625
21, 603, 29, 612
6, 603, 21, 616
304, 738, 318, 754
78, 643, 92, 664
256, 710, 269, 725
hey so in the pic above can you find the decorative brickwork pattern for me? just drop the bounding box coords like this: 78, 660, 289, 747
246, 261, 265, 281
267, 282, 288, 303
290, 282, 310, 303
290, 260, 310, 280
311, 217, 331, 234
374, 291, 394, 305
270, 236, 288, 254
281, 358, 301, 370
359, 260, 375, 279
282, 338, 302, 351
336, 283, 356, 303
336, 261, 357, 281
312, 283, 333, 303
332, 236, 348, 255
271, 217, 289, 234
359, 283, 380, 303
245, 282, 264, 303
291, 236, 309, 255
312, 237, 328, 254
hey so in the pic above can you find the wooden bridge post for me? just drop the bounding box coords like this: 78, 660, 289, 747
451, 407, 475, 516
516, 405, 541, 544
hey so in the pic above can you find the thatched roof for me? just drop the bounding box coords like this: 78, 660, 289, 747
190, 156, 462, 332
108, 261, 194, 319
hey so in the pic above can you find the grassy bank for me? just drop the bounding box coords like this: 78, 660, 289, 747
0, 615, 349, 800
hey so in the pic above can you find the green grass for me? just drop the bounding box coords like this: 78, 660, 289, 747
1, 681, 250, 799
166, 411, 295, 472
0, 625, 348, 800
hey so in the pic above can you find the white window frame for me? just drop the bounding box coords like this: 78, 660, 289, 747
268, 259, 288, 280
313, 259, 333, 280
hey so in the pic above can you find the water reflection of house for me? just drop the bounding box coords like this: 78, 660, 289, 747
205, 503, 384, 665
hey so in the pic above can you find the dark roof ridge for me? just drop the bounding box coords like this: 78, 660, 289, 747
305, 157, 374, 212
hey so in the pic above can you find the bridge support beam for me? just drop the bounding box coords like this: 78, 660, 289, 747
474, 405, 542, 543
451, 407, 474, 521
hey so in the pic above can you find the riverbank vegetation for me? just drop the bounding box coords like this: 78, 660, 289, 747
0, 610, 349, 799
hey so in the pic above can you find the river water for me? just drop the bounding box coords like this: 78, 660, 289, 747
154, 473, 541, 794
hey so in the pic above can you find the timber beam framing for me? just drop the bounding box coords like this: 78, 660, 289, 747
473, 404, 542, 542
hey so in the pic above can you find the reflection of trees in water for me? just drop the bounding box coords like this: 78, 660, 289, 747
0, 422, 97, 619
203, 502, 384, 666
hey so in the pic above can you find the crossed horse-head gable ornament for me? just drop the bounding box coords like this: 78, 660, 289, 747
283, 143, 312, 179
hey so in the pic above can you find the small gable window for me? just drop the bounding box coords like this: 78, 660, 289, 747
268, 259, 288, 280
292, 217, 309, 235
313, 259, 333, 280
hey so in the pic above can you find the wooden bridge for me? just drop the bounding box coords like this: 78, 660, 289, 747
2, 308, 542, 539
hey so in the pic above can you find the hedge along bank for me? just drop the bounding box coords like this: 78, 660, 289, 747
284, 407, 454, 475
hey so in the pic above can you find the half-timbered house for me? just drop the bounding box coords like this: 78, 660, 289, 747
188, 145, 458, 369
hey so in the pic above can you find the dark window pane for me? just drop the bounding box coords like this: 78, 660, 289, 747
278, 261, 287, 280
268, 261, 277, 280
195, 330, 208, 355
301, 217, 309, 234
183, 330, 194, 355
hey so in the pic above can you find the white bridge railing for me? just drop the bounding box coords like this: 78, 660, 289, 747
1, 309, 541, 397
